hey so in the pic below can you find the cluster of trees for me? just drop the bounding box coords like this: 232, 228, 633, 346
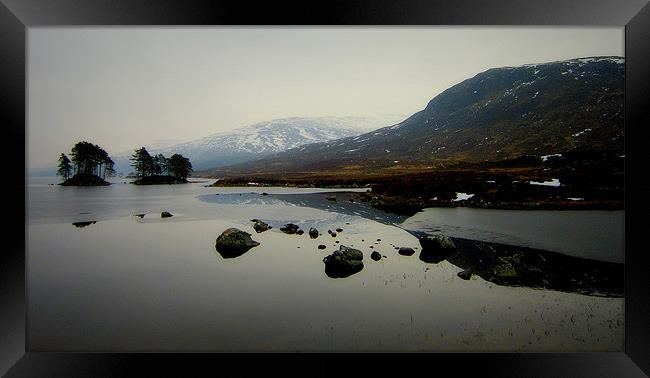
57, 141, 115, 181
130, 147, 193, 180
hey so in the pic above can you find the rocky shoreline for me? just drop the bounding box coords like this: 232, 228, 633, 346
212, 218, 623, 297
203, 150, 624, 212
204, 183, 622, 215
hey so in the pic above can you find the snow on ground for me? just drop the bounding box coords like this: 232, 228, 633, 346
529, 179, 561, 187
453, 193, 475, 201
572, 129, 592, 137
540, 154, 562, 162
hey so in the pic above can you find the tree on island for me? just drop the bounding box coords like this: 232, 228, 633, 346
59, 141, 114, 186
168, 153, 193, 180
130, 147, 154, 179
129, 147, 192, 184
57, 153, 72, 181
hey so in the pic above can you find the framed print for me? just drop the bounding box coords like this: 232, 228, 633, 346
2, 0, 649, 376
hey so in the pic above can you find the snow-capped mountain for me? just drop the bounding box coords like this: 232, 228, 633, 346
208, 56, 624, 176
112, 115, 406, 174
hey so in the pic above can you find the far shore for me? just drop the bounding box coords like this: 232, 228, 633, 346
203, 178, 623, 214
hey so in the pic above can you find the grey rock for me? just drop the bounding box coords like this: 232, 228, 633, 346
215, 228, 260, 258
323, 245, 364, 278
280, 223, 300, 234
253, 220, 271, 233
398, 247, 416, 256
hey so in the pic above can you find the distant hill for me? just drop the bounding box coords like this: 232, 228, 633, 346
110, 115, 406, 174
203, 56, 624, 177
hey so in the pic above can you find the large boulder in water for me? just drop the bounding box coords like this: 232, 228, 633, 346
215, 228, 260, 258
419, 234, 456, 253
323, 245, 364, 278
418, 234, 456, 263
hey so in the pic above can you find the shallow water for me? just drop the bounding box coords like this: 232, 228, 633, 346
26, 178, 624, 351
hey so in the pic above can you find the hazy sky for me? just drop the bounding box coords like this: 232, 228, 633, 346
28, 27, 623, 168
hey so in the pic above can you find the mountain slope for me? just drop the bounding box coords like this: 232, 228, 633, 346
112, 115, 405, 173
206, 56, 623, 176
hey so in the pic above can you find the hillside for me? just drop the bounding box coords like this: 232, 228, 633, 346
202, 56, 623, 177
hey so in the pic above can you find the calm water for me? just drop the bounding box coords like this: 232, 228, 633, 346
27, 177, 624, 351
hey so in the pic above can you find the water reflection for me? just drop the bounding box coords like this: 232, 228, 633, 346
197, 192, 408, 225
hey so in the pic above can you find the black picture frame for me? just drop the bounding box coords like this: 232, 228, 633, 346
2, 0, 649, 376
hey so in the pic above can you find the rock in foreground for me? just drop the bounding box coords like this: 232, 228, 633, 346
323, 245, 364, 278
215, 228, 260, 258
419, 234, 456, 253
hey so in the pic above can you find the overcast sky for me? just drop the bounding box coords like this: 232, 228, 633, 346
28, 27, 623, 168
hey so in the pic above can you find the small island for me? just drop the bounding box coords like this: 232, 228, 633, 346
129, 147, 193, 185
57, 141, 114, 186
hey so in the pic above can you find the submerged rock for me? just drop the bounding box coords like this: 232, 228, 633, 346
161, 211, 174, 218
215, 228, 260, 258
318, 245, 327, 250
253, 220, 271, 233
72, 221, 96, 228
398, 247, 416, 256
134, 214, 145, 219
326, 195, 337, 201
331, 232, 337, 237
280, 223, 300, 234
323, 245, 364, 278
336, 228, 343, 233
309, 228, 319, 239
371, 251, 382, 261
